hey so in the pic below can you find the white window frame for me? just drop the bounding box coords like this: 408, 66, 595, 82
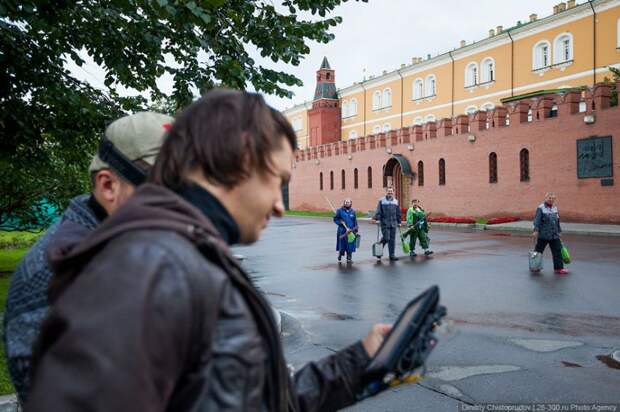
481, 102, 495, 112
617, 18, 620, 48
413, 117, 423, 126
372, 125, 381, 134
465, 62, 478, 87
424, 75, 436, 97
465, 105, 478, 115
413, 78, 424, 100
480, 58, 495, 83
532, 40, 551, 70
372, 91, 381, 110
350, 98, 358, 116
579, 101, 587, 113
348, 130, 358, 140
553, 33, 573, 64
383, 123, 391, 133
341, 100, 349, 118
382, 88, 392, 108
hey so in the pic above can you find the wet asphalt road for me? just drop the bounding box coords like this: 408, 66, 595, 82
233, 217, 620, 411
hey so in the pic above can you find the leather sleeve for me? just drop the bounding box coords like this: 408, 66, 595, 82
26, 238, 194, 412
293, 341, 370, 412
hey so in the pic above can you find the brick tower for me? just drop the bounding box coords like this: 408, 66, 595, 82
308, 57, 341, 146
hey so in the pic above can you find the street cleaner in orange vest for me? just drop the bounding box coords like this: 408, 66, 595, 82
405, 199, 433, 257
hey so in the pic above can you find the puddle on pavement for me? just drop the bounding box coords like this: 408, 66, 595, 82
561, 361, 582, 367
596, 355, 620, 369
321, 312, 356, 321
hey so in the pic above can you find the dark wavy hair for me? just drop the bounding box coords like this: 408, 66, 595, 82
149, 89, 296, 189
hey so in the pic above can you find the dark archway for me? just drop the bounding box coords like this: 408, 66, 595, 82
383, 154, 415, 206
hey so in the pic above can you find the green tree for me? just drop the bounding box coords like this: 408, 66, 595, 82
607, 66, 619, 107
0, 0, 363, 229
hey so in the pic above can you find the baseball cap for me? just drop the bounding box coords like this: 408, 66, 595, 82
88, 112, 173, 178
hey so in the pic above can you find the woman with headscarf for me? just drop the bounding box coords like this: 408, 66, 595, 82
333, 198, 358, 262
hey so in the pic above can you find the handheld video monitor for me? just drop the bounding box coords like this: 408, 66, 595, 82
363, 285, 446, 383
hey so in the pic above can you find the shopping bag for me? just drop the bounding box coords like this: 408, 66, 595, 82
529, 250, 543, 272
561, 242, 571, 264
355, 233, 361, 248
399, 228, 410, 254
347, 231, 356, 243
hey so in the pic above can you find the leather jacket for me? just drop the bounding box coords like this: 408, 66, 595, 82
26, 184, 370, 412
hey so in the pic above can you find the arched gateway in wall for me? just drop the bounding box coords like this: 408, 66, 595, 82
383, 154, 416, 207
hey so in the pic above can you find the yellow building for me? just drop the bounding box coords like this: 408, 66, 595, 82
285, 0, 620, 149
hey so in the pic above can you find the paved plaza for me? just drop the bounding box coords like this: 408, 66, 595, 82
234, 217, 620, 410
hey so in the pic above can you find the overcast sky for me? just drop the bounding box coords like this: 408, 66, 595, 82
267, 0, 564, 111
68, 0, 564, 111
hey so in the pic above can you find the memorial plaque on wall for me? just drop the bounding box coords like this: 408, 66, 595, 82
576, 135, 613, 178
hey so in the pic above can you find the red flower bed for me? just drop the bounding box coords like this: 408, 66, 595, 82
486, 217, 520, 225
428, 216, 476, 224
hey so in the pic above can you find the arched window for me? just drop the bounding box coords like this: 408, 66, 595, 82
489, 152, 498, 183
367, 166, 373, 189
480, 58, 495, 83
348, 130, 358, 139
418, 161, 424, 186
553, 33, 573, 64
354, 168, 359, 189
383, 123, 391, 132
550, 104, 558, 118
413, 117, 423, 126
520, 149, 530, 182
465, 105, 478, 115
425, 75, 436, 97
372, 125, 381, 134
481, 102, 495, 112
372, 91, 381, 110
465, 62, 478, 87
320, 172, 323, 191
383, 88, 392, 108
350, 98, 358, 116
341, 100, 349, 118
527, 108, 533, 122
341, 169, 346, 190
533, 40, 551, 69
413, 78, 424, 100
330, 171, 334, 190
439, 158, 446, 185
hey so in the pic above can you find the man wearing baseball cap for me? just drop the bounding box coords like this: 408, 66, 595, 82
3, 111, 171, 403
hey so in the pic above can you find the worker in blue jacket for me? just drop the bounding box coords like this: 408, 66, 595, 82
333, 198, 358, 262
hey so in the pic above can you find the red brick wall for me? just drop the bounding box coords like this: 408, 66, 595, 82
308, 101, 341, 146
291, 84, 620, 223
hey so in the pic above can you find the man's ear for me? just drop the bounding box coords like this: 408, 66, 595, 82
94, 169, 120, 203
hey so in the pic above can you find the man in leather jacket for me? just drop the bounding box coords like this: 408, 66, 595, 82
26, 90, 391, 411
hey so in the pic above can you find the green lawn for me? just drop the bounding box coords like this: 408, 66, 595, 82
0, 231, 38, 396
0, 248, 28, 274
0, 275, 16, 395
